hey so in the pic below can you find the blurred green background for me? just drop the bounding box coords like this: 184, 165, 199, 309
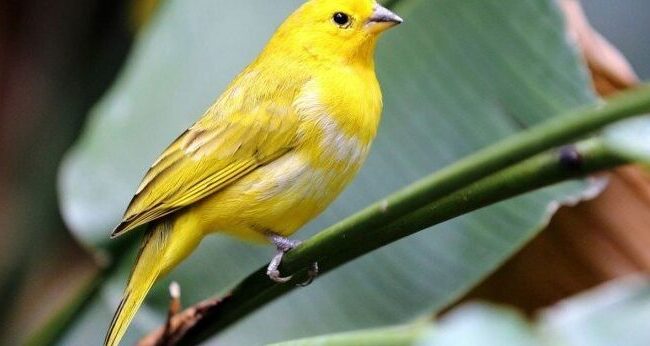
0, 0, 649, 344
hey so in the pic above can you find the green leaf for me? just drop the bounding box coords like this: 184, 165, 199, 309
538, 276, 650, 346
57, 0, 600, 344
434, 277, 650, 346
268, 322, 434, 346
274, 277, 650, 346
603, 115, 650, 164
273, 304, 537, 346
423, 305, 538, 346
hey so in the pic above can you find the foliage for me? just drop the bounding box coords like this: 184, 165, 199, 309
52, 0, 650, 345
272, 276, 650, 346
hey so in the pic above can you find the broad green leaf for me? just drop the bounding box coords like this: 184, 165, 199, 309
433, 277, 650, 346
420, 305, 538, 346
273, 277, 650, 346
269, 322, 434, 346
538, 276, 650, 346
271, 304, 537, 346
57, 0, 598, 344
603, 115, 650, 164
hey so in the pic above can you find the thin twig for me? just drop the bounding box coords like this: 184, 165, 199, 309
157, 282, 182, 345
139, 294, 232, 346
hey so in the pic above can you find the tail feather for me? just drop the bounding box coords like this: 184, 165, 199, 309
104, 222, 172, 346
105, 215, 203, 346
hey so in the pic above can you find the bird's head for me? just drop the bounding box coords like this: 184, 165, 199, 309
267, 0, 403, 65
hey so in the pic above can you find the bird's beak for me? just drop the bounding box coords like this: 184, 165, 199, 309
366, 4, 403, 34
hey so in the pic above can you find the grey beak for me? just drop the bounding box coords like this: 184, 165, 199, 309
369, 4, 403, 24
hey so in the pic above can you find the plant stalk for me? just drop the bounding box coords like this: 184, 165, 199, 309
155, 137, 629, 345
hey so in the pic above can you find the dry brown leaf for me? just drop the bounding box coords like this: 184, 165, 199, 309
560, 0, 639, 95
454, 0, 649, 315
459, 167, 650, 314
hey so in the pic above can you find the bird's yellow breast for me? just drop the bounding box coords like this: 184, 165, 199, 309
185, 69, 382, 243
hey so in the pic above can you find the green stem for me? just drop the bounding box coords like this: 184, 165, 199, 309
25, 238, 137, 346
172, 85, 650, 344
25, 269, 105, 346
309, 85, 650, 258
175, 138, 628, 345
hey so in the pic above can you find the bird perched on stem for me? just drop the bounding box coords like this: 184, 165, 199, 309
105, 0, 402, 344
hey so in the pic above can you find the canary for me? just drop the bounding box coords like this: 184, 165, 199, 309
105, 0, 402, 344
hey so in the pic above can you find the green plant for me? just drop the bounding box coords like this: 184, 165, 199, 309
40, 0, 650, 345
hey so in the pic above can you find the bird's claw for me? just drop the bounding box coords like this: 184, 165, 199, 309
266, 241, 293, 283
266, 234, 318, 285
297, 262, 319, 287
267, 269, 293, 283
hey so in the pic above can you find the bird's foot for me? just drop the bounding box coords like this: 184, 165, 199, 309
297, 262, 319, 287
266, 234, 318, 285
266, 250, 293, 283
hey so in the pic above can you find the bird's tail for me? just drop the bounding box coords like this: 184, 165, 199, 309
104, 219, 201, 346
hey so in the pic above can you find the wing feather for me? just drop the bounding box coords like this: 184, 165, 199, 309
112, 101, 299, 238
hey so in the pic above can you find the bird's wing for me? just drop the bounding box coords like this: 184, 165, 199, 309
111, 103, 299, 237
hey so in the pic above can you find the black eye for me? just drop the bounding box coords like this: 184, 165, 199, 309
333, 12, 350, 26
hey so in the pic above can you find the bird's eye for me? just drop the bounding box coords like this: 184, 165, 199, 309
332, 12, 351, 27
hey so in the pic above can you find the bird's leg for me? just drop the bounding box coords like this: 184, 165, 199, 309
266, 234, 301, 283
266, 234, 318, 285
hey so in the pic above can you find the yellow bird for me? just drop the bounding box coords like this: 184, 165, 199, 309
105, 0, 402, 344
